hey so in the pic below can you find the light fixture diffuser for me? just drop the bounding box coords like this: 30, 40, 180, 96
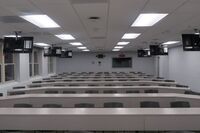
114, 46, 123, 49
21, 15, 60, 28
162, 41, 180, 45
34, 43, 50, 47
112, 49, 120, 51
55, 34, 75, 40
77, 46, 87, 49
117, 42, 130, 45
131, 13, 168, 27
4, 35, 21, 38
83, 49, 90, 51
70, 42, 83, 46
122, 33, 141, 39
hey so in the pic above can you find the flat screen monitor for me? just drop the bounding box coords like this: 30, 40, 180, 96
150, 45, 168, 56
182, 34, 200, 51
112, 57, 132, 68
4, 37, 33, 53
137, 49, 151, 57
60, 50, 72, 58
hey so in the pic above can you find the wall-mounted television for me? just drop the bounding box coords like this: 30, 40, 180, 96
3, 37, 33, 53
60, 50, 72, 58
150, 45, 168, 56
182, 34, 200, 51
137, 49, 151, 57
112, 57, 132, 68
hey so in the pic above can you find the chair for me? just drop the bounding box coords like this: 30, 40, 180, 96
176, 84, 189, 88
9, 91, 25, 95
104, 102, 124, 108
144, 89, 158, 93
63, 91, 76, 94
165, 80, 175, 82
13, 86, 26, 89
68, 84, 80, 86
184, 90, 200, 95
32, 81, 42, 83
170, 101, 190, 108
64, 80, 72, 82
104, 84, 116, 86
118, 79, 127, 81
103, 90, 117, 94
13, 103, 33, 108
140, 101, 160, 108
122, 84, 133, 86
54, 84, 65, 87
139, 84, 150, 86
74, 103, 95, 108
88, 84, 99, 86
126, 90, 140, 93
45, 90, 59, 94
45, 80, 56, 82
29, 85, 42, 88
42, 104, 62, 108
0, 93, 3, 96
85, 90, 99, 94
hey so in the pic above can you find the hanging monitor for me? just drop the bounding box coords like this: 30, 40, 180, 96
3, 37, 33, 53
182, 34, 200, 51
60, 50, 73, 58
137, 49, 151, 57
150, 45, 168, 56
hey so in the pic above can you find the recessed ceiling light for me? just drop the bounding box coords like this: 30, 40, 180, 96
4, 35, 21, 38
117, 42, 130, 45
131, 13, 168, 27
77, 46, 87, 49
112, 49, 120, 51
20, 14, 60, 28
83, 49, 90, 51
162, 41, 180, 45
34, 43, 50, 47
70, 42, 83, 46
122, 33, 141, 39
55, 34, 75, 40
114, 46, 124, 49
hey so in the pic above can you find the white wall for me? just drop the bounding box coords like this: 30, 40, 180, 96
159, 46, 200, 92
56, 52, 156, 75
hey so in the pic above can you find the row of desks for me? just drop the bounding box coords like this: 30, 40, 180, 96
0, 108, 200, 130
29, 81, 178, 87
8, 86, 189, 95
1, 93, 200, 108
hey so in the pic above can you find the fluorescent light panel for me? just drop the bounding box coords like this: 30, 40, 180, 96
55, 34, 75, 40
34, 43, 50, 47
83, 49, 90, 51
21, 15, 60, 28
163, 41, 180, 45
112, 49, 120, 51
70, 42, 83, 46
131, 13, 168, 27
114, 46, 123, 49
117, 42, 130, 45
4, 35, 21, 37
122, 33, 141, 39
77, 46, 87, 49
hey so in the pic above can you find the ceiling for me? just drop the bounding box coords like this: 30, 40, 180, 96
0, 0, 199, 52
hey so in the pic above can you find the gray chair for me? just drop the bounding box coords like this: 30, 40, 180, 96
42, 104, 62, 108
139, 84, 150, 86
69, 84, 80, 86
104, 84, 116, 86
144, 89, 158, 93
13, 86, 26, 89
14, 103, 33, 108
126, 90, 140, 93
140, 101, 160, 108
104, 102, 124, 108
29, 85, 42, 88
170, 101, 190, 108
9, 91, 25, 96
85, 90, 99, 94
176, 84, 189, 88
45, 80, 56, 82
45, 90, 59, 94
88, 84, 99, 86
63, 91, 76, 94
32, 81, 42, 83
103, 90, 117, 94
74, 103, 95, 108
